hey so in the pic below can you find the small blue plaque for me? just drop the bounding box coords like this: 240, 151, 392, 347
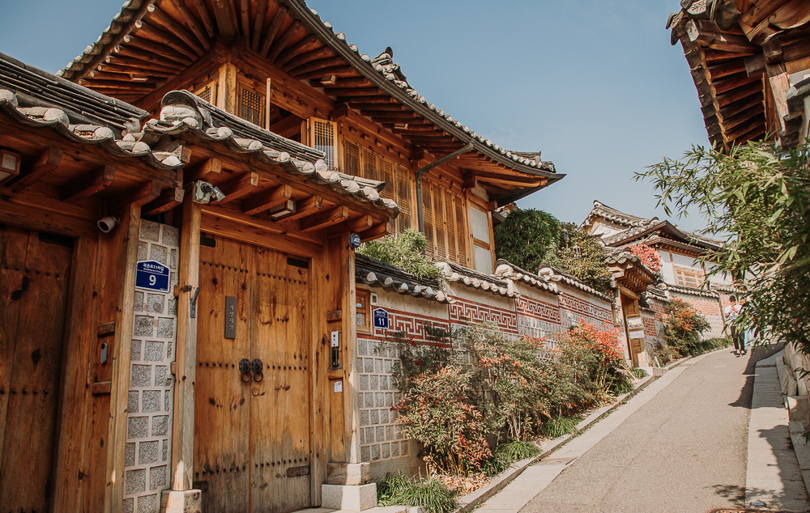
372, 308, 389, 329
135, 260, 170, 293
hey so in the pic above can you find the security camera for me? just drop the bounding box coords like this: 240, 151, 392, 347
97, 216, 119, 233
192, 181, 226, 204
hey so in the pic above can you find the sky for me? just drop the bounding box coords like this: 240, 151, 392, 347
0, 0, 711, 231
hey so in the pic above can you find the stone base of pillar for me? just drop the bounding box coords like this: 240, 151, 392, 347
327, 462, 371, 485
321, 483, 377, 511
160, 489, 202, 513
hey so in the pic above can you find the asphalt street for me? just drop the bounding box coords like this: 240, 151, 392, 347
518, 347, 778, 513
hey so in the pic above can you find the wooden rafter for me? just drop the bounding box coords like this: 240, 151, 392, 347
143, 187, 185, 216
192, 0, 216, 37
279, 195, 322, 222
8, 147, 62, 193
300, 206, 348, 232
268, 20, 303, 62
251, 0, 268, 51
114, 179, 162, 208
260, 6, 288, 57
185, 157, 222, 182
210, 0, 237, 39
62, 165, 116, 203
216, 171, 259, 204
242, 184, 293, 215
146, 4, 205, 57
275, 35, 318, 67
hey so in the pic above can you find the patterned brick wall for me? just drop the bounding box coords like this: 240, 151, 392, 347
124, 220, 179, 513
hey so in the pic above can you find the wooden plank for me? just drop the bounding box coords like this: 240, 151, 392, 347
113, 179, 162, 208
268, 21, 304, 63
50, 236, 99, 513
251, 0, 269, 51
0, 197, 97, 237
346, 215, 373, 232
300, 206, 349, 232
61, 165, 116, 203
242, 184, 293, 215
216, 171, 260, 204
103, 203, 140, 512
0, 229, 72, 512
360, 222, 393, 242
767, 61, 790, 134
7, 147, 62, 193
260, 6, 289, 57
192, 0, 216, 37
280, 195, 323, 222
201, 206, 322, 258
185, 157, 222, 183
171, 197, 201, 491
210, 0, 237, 38
143, 186, 185, 216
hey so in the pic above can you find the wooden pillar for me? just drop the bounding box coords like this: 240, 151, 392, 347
51, 236, 100, 512
104, 203, 141, 512
170, 197, 201, 490
343, 243, 360, 465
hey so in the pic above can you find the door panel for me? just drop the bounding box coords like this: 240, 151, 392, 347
0, 227, 71, 511
195, 237, 252, 513
195, 237, 312, 513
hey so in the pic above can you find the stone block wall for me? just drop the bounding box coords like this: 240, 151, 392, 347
124, 220, 179, 513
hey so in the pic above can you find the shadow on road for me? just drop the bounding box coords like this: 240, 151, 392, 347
728, 342, 785, 410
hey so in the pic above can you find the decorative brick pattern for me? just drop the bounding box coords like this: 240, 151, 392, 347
124, 220, 179, 512
449, 297, 518, 334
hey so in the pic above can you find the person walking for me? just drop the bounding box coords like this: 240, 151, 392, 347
724, 295, 745, 356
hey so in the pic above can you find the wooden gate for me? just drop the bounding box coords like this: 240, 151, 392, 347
194, 235, 312, 513
0, 226, 72, 510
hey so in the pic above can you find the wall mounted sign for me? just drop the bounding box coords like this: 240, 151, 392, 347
135, 260, 170, 293
626, 316, 645, 339
225, 296, 237, 339
333, 380, 343, 393
372, 308, 389, 329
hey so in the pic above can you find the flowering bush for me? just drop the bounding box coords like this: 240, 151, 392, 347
392, 366, 491, 475
663, 299, 711, 355
628, 243, 662, 273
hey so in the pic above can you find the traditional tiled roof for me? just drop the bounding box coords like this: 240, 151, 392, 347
666, 283, 719, 299
436, 261, 517, 298
606, 249, 660, 284
0, 52, 399, 216
537, 264, 613, 302
355, 254, 452, 303
645, 284, 669, 302
493, 260, 559, 295
584, 200, 655, 229
57, 0, 563, 206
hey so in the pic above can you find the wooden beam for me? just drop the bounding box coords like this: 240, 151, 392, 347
201, 205, 322, 257
115, 180, 161, 208
279, 195, 322, 222
361, 110, 416, 119
130, 23, 198, 62
216, 171, 259, 204
143, 186, 185, 216
298, 66, 357, 81
322, 86, 381, 97
301, 206, 349, 232
7, 147, 62, 192
210, 0, 237, 38
145, 5, 205, 57
259, 6, 288, 57
284, 47, 336, 74
242, 184, 293, 215
170, 193, 201, 491
173, 0, 211, 51
268, 20, 303, 62
184, 157, 221, 183
238, 0, 250, 41
192, 0, 216, 37
361, 222, 393, 242
269, 114, 304, 138
62, 165, 116, 203
251, 0, 268, 51
275, 35, 318, 67
347, 215, 373, 232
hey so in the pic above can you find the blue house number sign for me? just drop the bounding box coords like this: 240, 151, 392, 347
372, 308, 389, 329
135, 260, 171, 293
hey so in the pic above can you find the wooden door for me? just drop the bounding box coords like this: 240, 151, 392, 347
194, 236, 312, 513
0, 227, 72, 511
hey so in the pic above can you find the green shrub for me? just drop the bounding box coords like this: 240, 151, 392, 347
688, 337, 730, 356
653, 345, 680, 366
631, 367, 648, 379
540, 416, 582, 438
663, 299, 711, 355
357, 229, 442, 281
494, 209, 560, 272
480, 440, 542, 477
544, 223, 612, 293
377, 473, 458, 513
610, 376, 633, 395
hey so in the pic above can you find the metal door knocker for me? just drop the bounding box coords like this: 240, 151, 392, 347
239, 358, 252, 383
251, 359, 264, 382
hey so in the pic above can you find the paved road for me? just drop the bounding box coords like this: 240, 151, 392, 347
517, 347, 771, 513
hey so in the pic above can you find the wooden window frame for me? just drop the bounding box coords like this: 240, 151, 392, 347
468, 204, 495, 273
193, 80, 218, 105
236, 79, 268, 129
306, 117, 338, 170
356, 289, 371, 334
673, 265, 705, 288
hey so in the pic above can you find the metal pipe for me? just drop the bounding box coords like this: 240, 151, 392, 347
415, 141, 474, 233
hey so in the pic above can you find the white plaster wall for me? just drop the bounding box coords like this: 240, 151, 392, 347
659, 251, 676, 284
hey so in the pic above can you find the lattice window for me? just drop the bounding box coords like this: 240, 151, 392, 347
308, 117, 337, 170
423, 186, 434, 258
675, 266, 704, 288
455, 196, 468, 266
395, 165, 412, 233
344, 140, 360, 176
445, 190, 457, 263
433, 186, 446, 259
356, 289, 370, 334
194, 81, 217, 104
362, 148, 377, 181
379, 159, 394, 200
237, 83, 266, 128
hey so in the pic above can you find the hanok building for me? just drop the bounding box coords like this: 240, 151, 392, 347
667, 0, 810, 149
0, 1, 565, 512
583, 201, 734, 352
